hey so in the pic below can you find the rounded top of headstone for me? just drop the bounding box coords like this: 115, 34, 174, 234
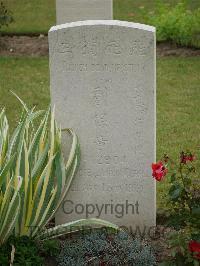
49, 20, 155, 33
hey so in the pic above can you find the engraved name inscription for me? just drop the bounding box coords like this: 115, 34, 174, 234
64, 63, 139, 72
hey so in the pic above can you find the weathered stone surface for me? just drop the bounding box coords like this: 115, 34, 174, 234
56, 0, 113, 24
49, 20, 156, 233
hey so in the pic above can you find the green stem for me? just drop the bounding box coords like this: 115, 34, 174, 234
179, 163, 192, 214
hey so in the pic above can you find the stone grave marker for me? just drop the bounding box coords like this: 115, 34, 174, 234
49, 20, 156, 233
56, 0, 113, 24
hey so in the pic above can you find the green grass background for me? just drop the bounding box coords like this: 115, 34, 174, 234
0, 57, 200, 207
2, 0, 199, 34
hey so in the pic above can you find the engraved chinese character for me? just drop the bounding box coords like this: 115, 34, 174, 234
104, 41, 122, 55
94, 112, 108, 127
92, 86, 108, 107
80, 37, 98, 56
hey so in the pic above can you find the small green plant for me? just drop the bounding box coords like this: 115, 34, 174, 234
152, 151, 200, 265
0, 101, 80, 243
0, 236, 43, 266
160, 229, 200, 266
0, 1, 13, 30
0, 236, 61, 266
0, 96, 118, 246
0, 111, 23, 245
39, 238, 60, 257
57, 229, 156, 266
152, 152, 200, 229
144, 1, 200, 48
166, 152, 199, 230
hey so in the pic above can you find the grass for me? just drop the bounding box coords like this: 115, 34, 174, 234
2, 0, 56, 34
1, 0, 199, 34
0, 57, 50, 126
157, 57, 200, 207
0, 56, 200, 207
114, 0, 199, 23
157, 58, 200, 159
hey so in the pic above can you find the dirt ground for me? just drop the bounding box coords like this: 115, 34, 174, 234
0, 35, 200, 57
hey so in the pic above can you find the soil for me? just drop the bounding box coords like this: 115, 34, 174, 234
0, 35, 200, 57
0, 35, 49, 57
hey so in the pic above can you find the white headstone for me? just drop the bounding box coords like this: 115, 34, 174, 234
56, 0, 113, 24
49, 20, 156, 234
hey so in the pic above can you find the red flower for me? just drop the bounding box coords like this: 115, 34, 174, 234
180, 152, 196, 164
188, 240, 200, 260
187, 154, 196, 162
152, 161, 167, 181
